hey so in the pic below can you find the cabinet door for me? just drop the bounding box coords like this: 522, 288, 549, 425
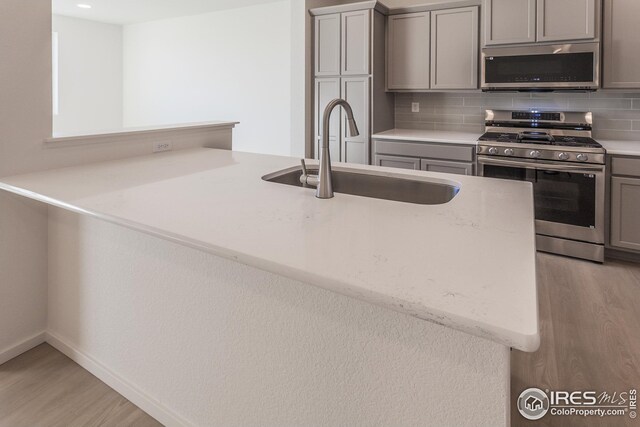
387, 13, 430, 90
603, 0, 640, 89
341, 10, 371, 76
315, 78, 341, 161
315, 14, 341, 77
374, 154, 421, 170
421, 159, 474, 175
431, 7, 478, 90
611, 176, 640, 252
537, 0, 596, 42
341, 77, 370, 165
483, 0, 536, 46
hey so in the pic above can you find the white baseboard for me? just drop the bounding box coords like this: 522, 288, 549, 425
45, 331, 190, 427
0, 331, 46, 365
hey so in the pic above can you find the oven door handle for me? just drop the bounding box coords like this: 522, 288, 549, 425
478, 156, 604, 173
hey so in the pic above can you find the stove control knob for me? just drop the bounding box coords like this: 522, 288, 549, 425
577, 153, 589, 162
504, 148, 515, 156
529, 150, 542, 159
488, 147, 499, 155
558, 152, 570, 161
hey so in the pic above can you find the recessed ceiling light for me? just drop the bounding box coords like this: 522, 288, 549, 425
77, 4, 92, 9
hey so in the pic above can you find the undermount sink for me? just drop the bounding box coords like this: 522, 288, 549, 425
262, 165, 459, 205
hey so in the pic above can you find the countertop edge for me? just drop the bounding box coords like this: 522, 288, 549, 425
372, 129, 481, 145
0, 176, 537, 352
45, 121, 239, 145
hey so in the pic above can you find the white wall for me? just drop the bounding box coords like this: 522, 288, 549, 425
0, 0, 51, 362
290, 0, 306, 157
0, 0, 235, 365
52, 15, 123, 137
123, 1, 294, 156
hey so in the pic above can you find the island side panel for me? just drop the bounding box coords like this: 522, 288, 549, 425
47, 207, 510, 427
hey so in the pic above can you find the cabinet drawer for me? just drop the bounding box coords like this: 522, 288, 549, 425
373, 139, 474, 162
421, 159, 473, 176
374, 154, 421, 170
612, 157, 640, 177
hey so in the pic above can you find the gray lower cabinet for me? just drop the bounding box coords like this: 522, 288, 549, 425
372, 138, 475, 176
314, 77, 370, 165
421, 159, 474, 175
603, 0, 640, 89
341, 77, 370, 164
315, 78, 341, 161
610, 157, 640, 252
374, 154, 421, 170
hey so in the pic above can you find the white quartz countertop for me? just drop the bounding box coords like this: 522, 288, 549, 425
372, 128, 481, 145
600, 139, 640, 157
0, 148, 539, 351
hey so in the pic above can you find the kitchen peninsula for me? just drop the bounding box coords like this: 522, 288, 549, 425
0, 148, 538, 426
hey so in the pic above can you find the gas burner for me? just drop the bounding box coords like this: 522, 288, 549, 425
477, 110, 606, 164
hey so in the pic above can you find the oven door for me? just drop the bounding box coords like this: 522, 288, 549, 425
477, 156, 605, 244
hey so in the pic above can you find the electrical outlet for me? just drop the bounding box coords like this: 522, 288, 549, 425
153, 141, 173, 153
411, 102, 420, 113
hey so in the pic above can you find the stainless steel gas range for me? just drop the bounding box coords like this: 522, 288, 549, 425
476, 110, 606, 263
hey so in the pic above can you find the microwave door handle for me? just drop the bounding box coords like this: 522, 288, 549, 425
479, 156, 604, 172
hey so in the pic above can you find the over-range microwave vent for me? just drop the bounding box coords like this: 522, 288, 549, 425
481, 43, 600, 92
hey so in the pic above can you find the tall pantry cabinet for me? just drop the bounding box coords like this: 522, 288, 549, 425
311, 2, 394, 165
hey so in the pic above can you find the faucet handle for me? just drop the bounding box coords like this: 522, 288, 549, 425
300, 159, 308, 176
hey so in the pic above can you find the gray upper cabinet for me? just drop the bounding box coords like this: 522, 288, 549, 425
431, 7, 478, 90
387, 13, 430, 90
603, 0, 640, 89
341, 10, 371, 76
483, 0, 536, 46
387, 6, 478, 91
536, 0, 597, 42
315, 14, 341, 77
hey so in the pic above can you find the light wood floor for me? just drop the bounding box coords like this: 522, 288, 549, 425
1, 254, 638, 427
0, 344, 161, 427
512, 253, 640, 427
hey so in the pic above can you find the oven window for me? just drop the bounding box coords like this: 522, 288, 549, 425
484, 165, 596, 228
484, 52, 594, 84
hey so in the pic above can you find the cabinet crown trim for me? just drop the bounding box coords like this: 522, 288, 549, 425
310, 0, 389, 16
387, 0, 480, 15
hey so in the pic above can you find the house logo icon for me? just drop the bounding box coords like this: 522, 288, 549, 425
518, 388, 550, 420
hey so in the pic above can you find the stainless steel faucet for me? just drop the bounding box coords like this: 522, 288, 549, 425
300, 98, 359, 199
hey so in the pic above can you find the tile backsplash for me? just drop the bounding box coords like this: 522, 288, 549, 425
395, 92, 640, 141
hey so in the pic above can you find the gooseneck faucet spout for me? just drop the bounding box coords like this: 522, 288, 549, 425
301, 98, 360, 199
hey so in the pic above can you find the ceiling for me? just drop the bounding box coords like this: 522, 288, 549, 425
51, 0, 285, 25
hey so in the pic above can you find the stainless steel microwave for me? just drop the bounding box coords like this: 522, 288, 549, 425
481, 43, 600, 91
